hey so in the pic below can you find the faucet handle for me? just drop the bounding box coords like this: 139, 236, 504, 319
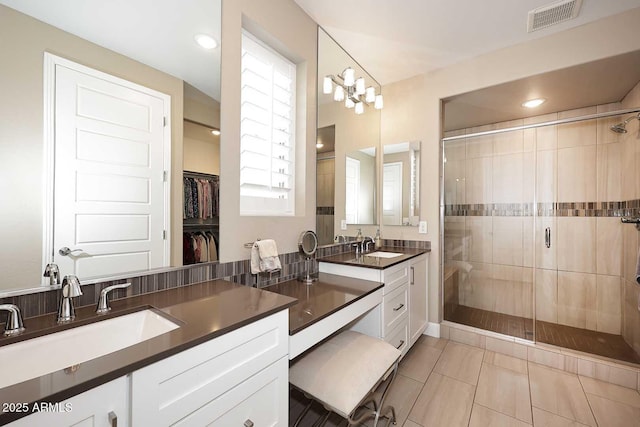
43, 263, 60, 285
0, 304, 25, 336
96, 283, 131, 314
62, 275, 82, 298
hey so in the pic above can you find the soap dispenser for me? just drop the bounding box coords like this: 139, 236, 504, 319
374, 229, 382, 249
355, 228, 363, 242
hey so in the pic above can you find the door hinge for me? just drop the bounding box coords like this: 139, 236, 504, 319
163, 170, 168, 182
163, 230, 167, 240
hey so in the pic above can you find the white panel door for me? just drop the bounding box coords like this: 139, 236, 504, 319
53, 63, 168, 280
345, 157, 360, 224
383, 162, 403, 225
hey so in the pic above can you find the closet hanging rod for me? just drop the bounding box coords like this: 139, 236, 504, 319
183, 170, 219, 179
442, 107, 640, 142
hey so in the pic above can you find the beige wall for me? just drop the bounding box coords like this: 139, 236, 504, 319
219, 0, 317, 261
381, 8, 640, 324
0, 5, 184, 289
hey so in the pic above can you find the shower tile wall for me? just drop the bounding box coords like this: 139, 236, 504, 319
621, 81, 640, 356
444, 94, 640, 343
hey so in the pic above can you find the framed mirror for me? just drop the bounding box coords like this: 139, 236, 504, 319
0, 0, 221, 295
316, 27, 381, 244
382, 141, 421, 226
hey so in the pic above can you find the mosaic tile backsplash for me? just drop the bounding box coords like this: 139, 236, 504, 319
0, 239, 429, 319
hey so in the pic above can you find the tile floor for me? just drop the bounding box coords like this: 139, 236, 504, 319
289, 336, 640, 427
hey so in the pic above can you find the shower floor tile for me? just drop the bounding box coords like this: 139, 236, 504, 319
446, 304, 640, 364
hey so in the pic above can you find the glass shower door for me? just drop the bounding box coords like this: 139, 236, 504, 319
442, 124, 535, 341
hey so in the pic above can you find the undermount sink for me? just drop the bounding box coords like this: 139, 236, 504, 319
0, 309, 179, 388
364, 251, 403, 258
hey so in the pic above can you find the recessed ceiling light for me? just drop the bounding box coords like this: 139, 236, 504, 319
522, 98, 546, 108
316, 142, 324, 149
195, 34, 218, 50
210, 129, 221, 136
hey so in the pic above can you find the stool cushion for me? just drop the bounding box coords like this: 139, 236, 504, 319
289, 331, 401, 418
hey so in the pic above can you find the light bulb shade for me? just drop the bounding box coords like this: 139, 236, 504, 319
365, 87, 376, 103
345, 98, 355, 108
355, 102, 364, 115
323, 76, 333, 94
355, 77, 366, 95
334, 85, 345, 101
343, 67, 355, 87
374, 94, 384, 109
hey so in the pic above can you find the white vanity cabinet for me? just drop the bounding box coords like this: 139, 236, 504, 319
8, 376, 129, 427
319, 252, 429, 356
131, 309, 289, 426
7, 309, 289, 427
408, 254, 428, 346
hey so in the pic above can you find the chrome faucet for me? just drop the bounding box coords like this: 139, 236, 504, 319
43, 263, 60, 286
363, 236, 375, 252
335, 235, 347, 243
96, 283, 131, 314
57, 275, 82, 323
0, 304, 25, 336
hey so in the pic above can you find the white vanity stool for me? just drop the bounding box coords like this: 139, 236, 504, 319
289, 330, 401, 427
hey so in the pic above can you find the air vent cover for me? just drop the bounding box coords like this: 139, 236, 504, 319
527, 0, 583, 32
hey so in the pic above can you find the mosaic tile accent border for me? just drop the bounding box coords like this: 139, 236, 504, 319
445, 200, 640, 217
316, 206, 335, 215
4, 238, 431, 317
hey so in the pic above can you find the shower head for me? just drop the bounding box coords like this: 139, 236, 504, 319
610, 113, 640, 134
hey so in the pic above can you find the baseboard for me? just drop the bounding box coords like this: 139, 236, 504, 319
424, 322, 440, 338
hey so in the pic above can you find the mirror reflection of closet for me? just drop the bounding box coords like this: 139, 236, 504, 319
183, 82, 221, 265
382, 141, 421, 226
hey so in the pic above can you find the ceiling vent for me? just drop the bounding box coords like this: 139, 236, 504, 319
527, 0, 583, 33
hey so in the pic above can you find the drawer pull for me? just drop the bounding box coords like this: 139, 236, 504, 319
396, 340, 405, 349
410, 266, 415, 285
393, 303, 405, 311
108, 411, 117, 427
244, 420, 254, 427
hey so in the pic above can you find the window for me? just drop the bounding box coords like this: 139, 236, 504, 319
240, 31, 296, 216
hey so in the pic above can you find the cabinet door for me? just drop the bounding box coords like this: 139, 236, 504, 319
131, 310, 287, 426
8, 376, 129, 427
409, 254, 428, 345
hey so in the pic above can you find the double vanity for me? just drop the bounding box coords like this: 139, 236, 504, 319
0, 246, 429, 426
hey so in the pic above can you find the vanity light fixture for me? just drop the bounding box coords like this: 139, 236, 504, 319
323, 67, 384, 114
194, 34, 218, 50
522, 98, 546, 108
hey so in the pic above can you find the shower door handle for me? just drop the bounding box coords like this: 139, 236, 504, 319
545, 227, 551, 248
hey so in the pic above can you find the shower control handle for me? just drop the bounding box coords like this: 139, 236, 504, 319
545, 227, 551, 249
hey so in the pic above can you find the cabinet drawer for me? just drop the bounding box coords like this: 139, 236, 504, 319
383, 284, 408, 334
132, 310, 288, 426
382, 261, 409, 294
174, 356, 288, 426
385, 321, 409, 357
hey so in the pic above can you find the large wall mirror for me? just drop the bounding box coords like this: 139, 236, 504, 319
316, 28, 381, 245
0, 0, 221, 294
382, 141, 421, 226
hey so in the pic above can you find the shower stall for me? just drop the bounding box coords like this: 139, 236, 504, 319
441, 86, 640, 365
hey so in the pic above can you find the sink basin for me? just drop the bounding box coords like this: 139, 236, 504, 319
364, 251, 403, 258
0, 309, 179, 388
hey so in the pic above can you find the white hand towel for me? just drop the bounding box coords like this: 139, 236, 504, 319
250, 239, 282, 274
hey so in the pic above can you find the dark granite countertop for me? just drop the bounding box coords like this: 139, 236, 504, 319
0, 280, 296, 425
317, 246, 430, 269
264, 273, 383, 335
